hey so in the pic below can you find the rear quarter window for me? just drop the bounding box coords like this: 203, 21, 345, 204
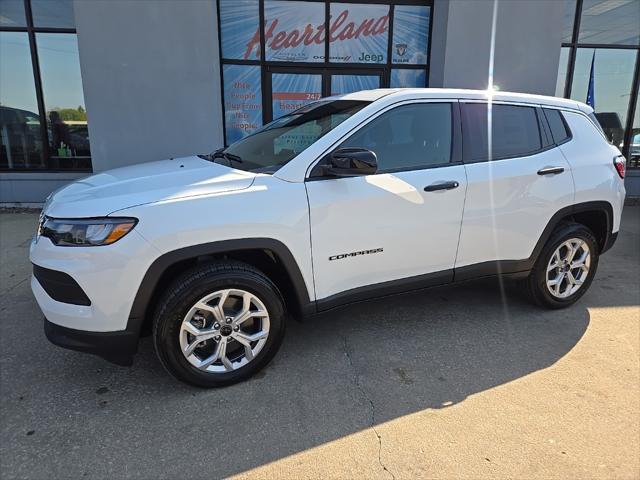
543, 108, 572, 144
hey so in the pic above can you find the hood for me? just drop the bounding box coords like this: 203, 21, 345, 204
45, 156, 256, 218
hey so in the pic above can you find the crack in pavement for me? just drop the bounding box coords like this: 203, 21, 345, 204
341, 334, 396, 480
0, 277, 28, 298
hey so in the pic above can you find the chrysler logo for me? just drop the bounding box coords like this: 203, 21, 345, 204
396, 43, 407, 56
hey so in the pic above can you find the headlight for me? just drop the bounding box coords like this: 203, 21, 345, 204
39, 217, 138, 246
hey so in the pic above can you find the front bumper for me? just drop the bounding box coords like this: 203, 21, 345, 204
30, 228, 159, 365
44, 317, 137, 366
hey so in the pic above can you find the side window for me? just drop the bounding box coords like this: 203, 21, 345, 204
340, 103, 452, 171
462, 103, 542, 161
543, 108, 572, 144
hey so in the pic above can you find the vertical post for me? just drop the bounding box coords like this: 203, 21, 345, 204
25, 0, 50, 169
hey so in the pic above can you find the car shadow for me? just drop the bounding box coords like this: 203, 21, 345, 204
11, 278, 598, 478
2, 210, 638, 479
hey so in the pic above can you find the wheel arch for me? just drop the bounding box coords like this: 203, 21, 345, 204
127, 239, 314, 338
532, 201, 615, 263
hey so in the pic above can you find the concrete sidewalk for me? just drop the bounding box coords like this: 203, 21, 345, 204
0, 208, 638, 479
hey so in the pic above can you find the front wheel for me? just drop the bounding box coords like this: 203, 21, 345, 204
153, 261, 286, 387
524, 223, 599, 309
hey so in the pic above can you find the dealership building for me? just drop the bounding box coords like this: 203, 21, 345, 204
1, 0, 639, 203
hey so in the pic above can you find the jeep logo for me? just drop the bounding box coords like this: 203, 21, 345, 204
357, 52, 384, 63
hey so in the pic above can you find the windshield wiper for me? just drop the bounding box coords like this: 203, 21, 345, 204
198, 148, 243, 165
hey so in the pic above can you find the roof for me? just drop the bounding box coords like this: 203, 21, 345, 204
331, 88, 592, 113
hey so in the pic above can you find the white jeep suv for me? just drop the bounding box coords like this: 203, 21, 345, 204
30, 89, 626, 387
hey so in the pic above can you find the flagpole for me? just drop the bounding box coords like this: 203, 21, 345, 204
586, 51, 596, 109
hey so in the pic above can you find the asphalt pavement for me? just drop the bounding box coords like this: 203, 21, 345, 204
0, 208, 638, 479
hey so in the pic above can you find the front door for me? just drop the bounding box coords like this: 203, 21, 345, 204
266, 67, 384, 121
305, 100, 467, 307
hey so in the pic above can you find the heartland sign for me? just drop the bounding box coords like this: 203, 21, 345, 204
244, 8, 389, 63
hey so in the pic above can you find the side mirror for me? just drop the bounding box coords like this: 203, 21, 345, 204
322, 147, 378, 177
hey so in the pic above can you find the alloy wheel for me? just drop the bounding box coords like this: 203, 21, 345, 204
546, 238, 591, 299
179, 289, 270, 373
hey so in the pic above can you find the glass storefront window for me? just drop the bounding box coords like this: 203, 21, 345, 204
392, 5, 430, 65
271, 73, 322, 119
217, 1, 433, 145
0, 32, 44, 169
0, 0, 27, 27
1, 1, 90, 171
578, 0, 640, 45
331, 74, 380, 95
570, 48, 636, 147
390, 69, 426, 88
219, 0, 261, 60
555, 47, 570, 97
264, 1, 325, 62
36, 33, 90, 169
223, 65, 263, 144
329, 3, 389, 64
31, 0, 75, 28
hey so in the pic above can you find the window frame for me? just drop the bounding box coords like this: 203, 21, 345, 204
0, 0, 90, 172
460, 101, 555, 164
307, 99, 462, 180
560, 0, 640, 167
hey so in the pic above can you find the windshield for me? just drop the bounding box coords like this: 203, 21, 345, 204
220, 100, 370, 173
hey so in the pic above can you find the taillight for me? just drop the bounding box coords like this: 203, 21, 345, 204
614, 156, 626, 179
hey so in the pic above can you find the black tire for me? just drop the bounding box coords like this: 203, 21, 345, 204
152, 261, 286, 388
523, 222, 599, 309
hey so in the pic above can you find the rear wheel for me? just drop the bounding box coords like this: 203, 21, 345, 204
153, 261, 285, 387
524, 223, 599, 309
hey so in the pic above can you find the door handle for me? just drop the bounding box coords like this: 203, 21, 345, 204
537, 166, 565, 175
424, 181, 459, 192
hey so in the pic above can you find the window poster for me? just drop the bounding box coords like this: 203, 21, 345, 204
329, 3, 389, 64
223, 65, 262, 144
271, 73, 322, 119
390, 69, 427, 88
331, 74, 380, 95
264, 1, 325, 62
219, 0, 260, 60
392, 5, 430, 65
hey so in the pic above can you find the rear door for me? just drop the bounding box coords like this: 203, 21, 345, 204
455, 102, 575, 275
305, 100, 467, 305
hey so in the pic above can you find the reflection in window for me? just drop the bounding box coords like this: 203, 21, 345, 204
0, 32, 44, 169
555, 47, 570, 97
31, 0, 75, 28
36, 33, 90, 169
578, 0, 640, 45
390, 69, 426, 88
570, 48, 636, 147
0, 0, 27, 27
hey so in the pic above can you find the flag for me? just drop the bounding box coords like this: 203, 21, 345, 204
586, 51, 596, 109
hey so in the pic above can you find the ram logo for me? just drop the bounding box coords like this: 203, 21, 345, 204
329, 248, 384, 261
